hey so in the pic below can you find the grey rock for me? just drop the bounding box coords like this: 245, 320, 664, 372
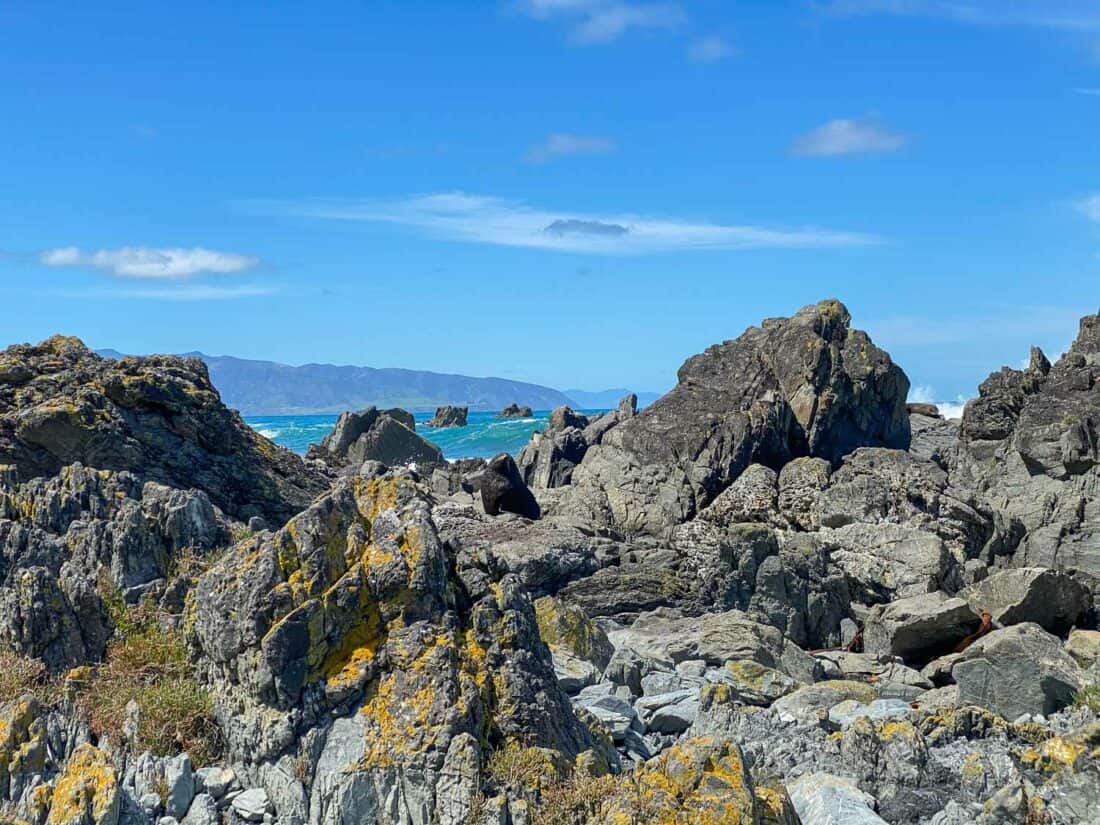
953, 623, 1082, 719
961, 567, 1090, 635
827, 698, 912, 730
194, 767, 236, 800
231, 788, 271, 822
787, 772, 889, 825
180, 794, 218, 825
425, 405, 468, 428
307, 407, 444, 470
864, 591, 982, 665
163, 754, 194, 820
634, 689, 699, 734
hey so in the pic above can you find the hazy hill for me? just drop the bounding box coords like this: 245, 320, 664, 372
96, 350, 575, 415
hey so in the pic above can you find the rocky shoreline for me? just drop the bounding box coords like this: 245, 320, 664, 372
1, 299, 1098, 825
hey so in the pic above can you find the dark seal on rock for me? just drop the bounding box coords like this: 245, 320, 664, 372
467, 453, 540, 519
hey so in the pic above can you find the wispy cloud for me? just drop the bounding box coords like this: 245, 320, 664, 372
526, 133, 616, 163
688, 34, 734, 63
248, 192, 881, 254
822, 1, 1100, 32
1075, 87, 1100, 96
791, 117, 908, 157
1079, 194, 1100, 222
40, 246, 260, 279
515, 0, 685, 44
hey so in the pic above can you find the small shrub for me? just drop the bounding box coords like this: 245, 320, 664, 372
1076, 684, 1100, 714
78, 599, 221, 766
486, 741, 559, 792
0, 650, 58, 706
537, 774, 622, 825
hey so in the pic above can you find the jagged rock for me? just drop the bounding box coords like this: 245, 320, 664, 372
548, 407, 588, 431
179, 794, 217, 825
909, 413, 960, 469
161, 755, 193, 820
710, 659, 799, 707
560, 300, 911, 534
952, 623, 1082, 720
955, 314, 1100, 578
533, 596, 613, 670
698, 464, 783, 527
908, 403, 941, 418
0, 336, 326, 525
466, 453, 540, 519
307, 407, 443, 470
825, 523, 962, 603
787, 772, 888, 825
863, 592, 982, 665
777, 457, 831, 530
425, 406, 467, 428
0, 464, 228, 668
193, 768, 235, 801
960, 567, 1090, 635
186, 472, 601, 825
1065, 629, 1100, 672
230, 788, 270, 822
496, 404, 532, 419
634, 690, 699, 734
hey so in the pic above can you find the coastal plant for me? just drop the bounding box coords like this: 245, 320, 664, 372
0, 649, 58, 706
1076, 683, 1100, 714
78, 593, 221, 766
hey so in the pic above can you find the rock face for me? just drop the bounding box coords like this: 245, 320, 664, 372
956, 314, 1100, 578
0, 336, 326, 525
496, 403, 532, 418
425, 406, 467, 428
186, 472, 600, 825
560, 300, 911, 534
306, 407, 444, 470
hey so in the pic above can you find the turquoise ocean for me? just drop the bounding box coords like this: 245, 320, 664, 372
245, 409, 609, 460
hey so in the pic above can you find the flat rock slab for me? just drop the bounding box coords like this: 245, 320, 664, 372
787, 773, 888, 825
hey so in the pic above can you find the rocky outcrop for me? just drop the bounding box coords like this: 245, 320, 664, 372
0, 336, 326, 525
185, 471, 601, 825
558, 300, 911, 534
424, 406, 467, 428
496, 403, 532, 419
954, 314, 1100, 578
0, 463, 228, 669
306, 407, 443, 471
465, 453, 540, 519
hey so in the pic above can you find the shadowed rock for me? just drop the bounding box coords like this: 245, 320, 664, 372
307, 407, 443, 470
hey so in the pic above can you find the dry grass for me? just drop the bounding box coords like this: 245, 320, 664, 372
78, 590, 221, 766
1076, 684, 1100, 714
0, 649, 59, 706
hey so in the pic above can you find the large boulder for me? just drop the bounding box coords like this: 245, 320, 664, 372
0, 336, 327, 525
951, 623, 1082, 720
960, 567, 1090, 635
560, 300, 911, 534
307, 407, 444, 470
863, 591, 982, 665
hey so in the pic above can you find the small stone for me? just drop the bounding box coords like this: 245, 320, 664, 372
230, 788, 272, 823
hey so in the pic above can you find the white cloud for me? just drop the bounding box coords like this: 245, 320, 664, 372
516, 0, 685, 44
792, 117, 908, 157
39, 246, 260, 279
822, 1, 1100, 32
688, 35, 734, 63
250, 192, 881, 255
526, 133, 616, 163
1078, 194, 1100, 222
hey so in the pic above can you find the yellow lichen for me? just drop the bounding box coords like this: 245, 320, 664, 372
46, 744, 119, 825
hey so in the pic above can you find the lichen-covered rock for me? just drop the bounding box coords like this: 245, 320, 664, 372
185, 471, 601, 825
45, 744, 120, 825
560, 300, 911, 535
0, 336, 327, 525
0, 464, 228, 669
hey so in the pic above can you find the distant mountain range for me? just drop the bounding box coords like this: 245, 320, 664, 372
96, 350, 659, 416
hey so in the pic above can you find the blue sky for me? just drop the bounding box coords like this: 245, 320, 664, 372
1, 1, 1098, 403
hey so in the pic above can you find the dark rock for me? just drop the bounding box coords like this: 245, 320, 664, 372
0, 336, 327, 525
561, 300, 911, 534
381, 407, 415, 429
307, 407, 443, 470
960, 567, 1090, 635
549, 407, 589, 431
467, 453, 540, 519
497, 403, 533, 419
425, 406, 468, 428
863, 592, 982, 665
907, 403, 941, 418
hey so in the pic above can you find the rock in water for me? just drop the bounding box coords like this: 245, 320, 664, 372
497, 403, 532, 418
307, 407, 444, 470
425, 405, 468, 427
561, 299, 911, 533
0, 336, 326, 525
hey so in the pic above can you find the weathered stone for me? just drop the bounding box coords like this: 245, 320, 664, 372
230, 788, 271, 822
425, 406, 467, 428
307, 407, 443, 470
46, 744, 120, 825
863, 592, 982, 665
787, 773, 888, 825
961, 567, 1090, 635
952, 624, 1082, 720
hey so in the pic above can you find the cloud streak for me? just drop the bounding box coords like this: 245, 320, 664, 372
1079, 194, 1100, 222
250, 192, 881, 254
40, 246, 260, 279
54, 284, 277, 301
822, 1, 1100, 32
688, 35, 734, 63
515, 0, 685, 44
526, 133, 616, 163
791, 117, 908, 157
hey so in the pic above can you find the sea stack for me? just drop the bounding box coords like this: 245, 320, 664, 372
425, 405, 468, 427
